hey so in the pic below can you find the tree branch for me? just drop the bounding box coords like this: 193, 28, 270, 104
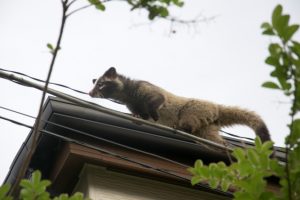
67, 4, 92, 17
9, 0, 69, 195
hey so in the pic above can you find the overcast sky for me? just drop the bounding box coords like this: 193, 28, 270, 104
0, 0, 299, 183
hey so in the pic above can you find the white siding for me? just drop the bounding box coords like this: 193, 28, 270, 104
74, 164, 229, 200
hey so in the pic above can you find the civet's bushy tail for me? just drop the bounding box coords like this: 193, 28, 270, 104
218, 105, 271, 142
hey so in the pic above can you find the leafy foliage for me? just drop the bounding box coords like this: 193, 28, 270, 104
86, 0, 184, 20
189, 138, 279, 200
0, 184, 12, 200
0, 171, 89, 200
127, 0, 184, 20
87, 0, 105, 11
190, 4, 300, 200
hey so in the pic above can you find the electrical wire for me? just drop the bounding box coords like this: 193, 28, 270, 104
0, 115, 33, 129
40, 129, 190, 181
0, 106, 35, 119
0, 104, 253, 148
0, 67, 88, 95
0, 115, 206, 188
0, 67, 125, 105
0, 114, 232, 196
0, 105, 189, 168
220, 130, 254, 141
0, 67, 254, 142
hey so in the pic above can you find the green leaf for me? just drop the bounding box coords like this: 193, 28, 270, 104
194, 160, 203, 169
172, 0, 184, 7
292, 41, 300, 57
20, 180, 32, 189
159, 7, 169, 18
262, 81, 280, 89
268, 43, 282, 56
272, 5, 283, 29
47, 43, 54, 51
272, 5, 289, 37
69, 192, 85, 200
247, 149, 259, 166
270, 159, 284, 176
232, 148, 245, 161
96, 3, 105, 11
32, 170, 42, 186
261, 22, 272, 30
191, 176, 202, 186
220, 179, 230, 192
259, 191, 275, 200
262, 29, 275, 35
198, 166, 209, 178
261, 141, 274, 153
234, 191, 253, 200
265, 56, 280, 67
209, 178, 219, 189
88, 0, 105, 11
286, 119, 300, 145
255, 137, 263, 150
261, 22, 275, 35
276, 15, 290, 37
187, 167, 197, 175
0, 184, 11, 200
284, 25, 299, 42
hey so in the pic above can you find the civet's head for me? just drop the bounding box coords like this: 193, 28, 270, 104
89, 67, 124, 99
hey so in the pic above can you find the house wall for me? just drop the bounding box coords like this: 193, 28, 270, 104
74, 164, 230, 200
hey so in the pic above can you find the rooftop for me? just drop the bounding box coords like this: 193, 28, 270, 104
4, 96, 285, 197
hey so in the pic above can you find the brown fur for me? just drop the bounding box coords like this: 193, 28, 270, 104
89, 67, 271, 144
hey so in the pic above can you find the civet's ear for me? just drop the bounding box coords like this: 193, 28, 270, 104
104, 67, 117, 78
92, 79, 97, 84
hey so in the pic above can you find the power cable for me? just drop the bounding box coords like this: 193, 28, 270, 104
0, 104, 253, 147
0, 107, 189, 168
0, 106, 35, 119
0, 67, 124, 105
220, 130, 254, 141
0, 114, 232, 196
0, 115, 33, 129
0, 115, 194, 184
0, 67, 88, 95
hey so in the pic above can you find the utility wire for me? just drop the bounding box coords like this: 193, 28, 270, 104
0, 104, 248, 153
0, 115, 191, 183
0, 102, 253, 142
0, 106, 189, 168
41, 130, 190, 182
0, 67, 249, 141
0, 115, 33, 129
0, 67, 123, 105
0, 69, 236, 152
0, 68, 88, 95
0, 114, 232, 196
0, 106, 35, 119
220, 130, 254, 141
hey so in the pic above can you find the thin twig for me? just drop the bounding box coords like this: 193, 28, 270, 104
130, 13, 217, 35
67, 4, 92, 17
67, 0, 78, 8
67, 0, 117, 17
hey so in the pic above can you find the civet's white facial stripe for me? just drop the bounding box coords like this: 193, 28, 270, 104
89, 76, 102, 97
99, 85, 105, 90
